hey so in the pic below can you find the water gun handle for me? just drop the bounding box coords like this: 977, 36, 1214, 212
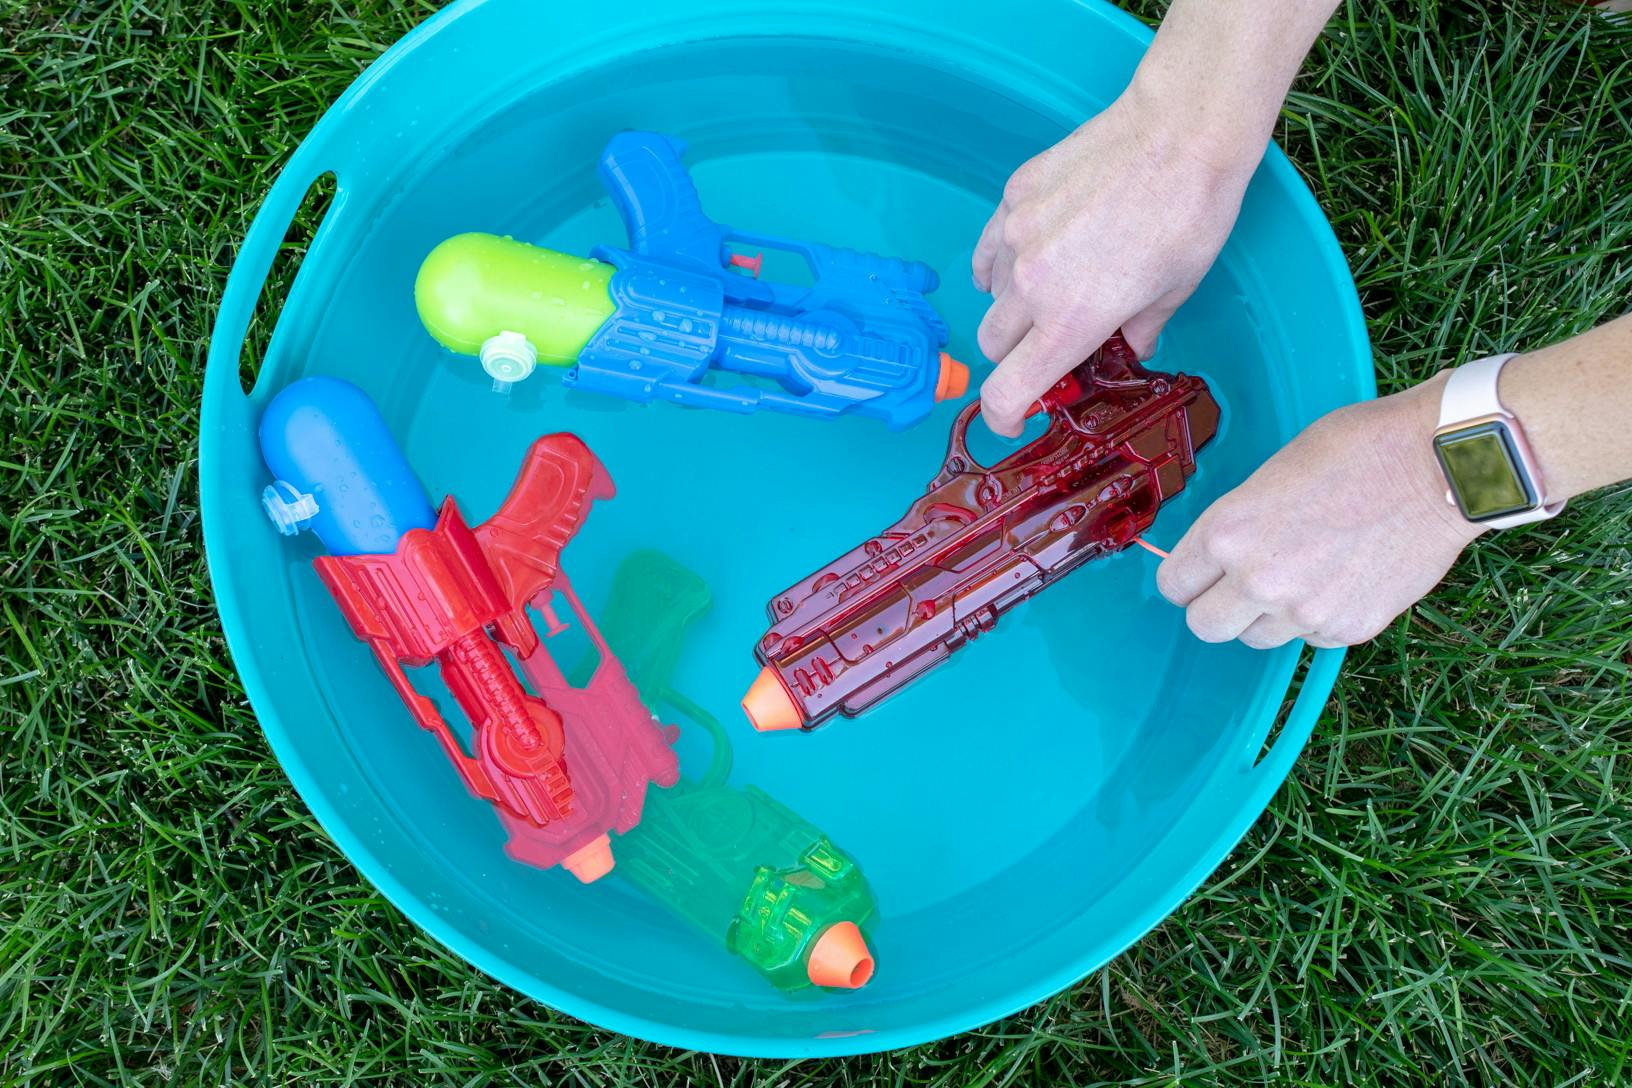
599, 131, 726, 268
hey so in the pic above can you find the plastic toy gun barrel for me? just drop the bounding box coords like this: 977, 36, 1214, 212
258, 377, 676, 880
743, 334, 1221, 732
414, 130, 968, 428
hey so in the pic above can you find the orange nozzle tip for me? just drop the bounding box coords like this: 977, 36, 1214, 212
935, 353, 970, 401
807, 921, 874, 989
562, 834, 614, 883
742, 667, 803, 732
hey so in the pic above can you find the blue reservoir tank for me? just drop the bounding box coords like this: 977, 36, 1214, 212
257, 376, 437, 556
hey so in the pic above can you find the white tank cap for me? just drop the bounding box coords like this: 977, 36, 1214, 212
262, 481, 319, 536
480, 330, 538, 392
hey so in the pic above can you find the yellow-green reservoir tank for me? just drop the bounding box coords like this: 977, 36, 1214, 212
414, 232, 616, 387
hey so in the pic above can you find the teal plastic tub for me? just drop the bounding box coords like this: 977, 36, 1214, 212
201, 0, 1373, 1057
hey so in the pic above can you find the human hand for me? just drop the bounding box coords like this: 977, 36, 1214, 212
972, 87, 1262, 437
1156, 376, 1485, 648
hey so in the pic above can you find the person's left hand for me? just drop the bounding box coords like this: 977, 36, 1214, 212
1156, 374, 1485, 648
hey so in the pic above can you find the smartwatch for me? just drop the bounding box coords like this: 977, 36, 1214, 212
1433, 353, 1564, 529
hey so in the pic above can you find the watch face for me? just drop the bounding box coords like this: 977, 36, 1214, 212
1433, 421, 1536, 521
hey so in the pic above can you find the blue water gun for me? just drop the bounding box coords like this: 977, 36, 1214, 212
415, 131, 970, 429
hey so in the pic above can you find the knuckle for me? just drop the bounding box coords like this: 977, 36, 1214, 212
1003, 164, 1039, 203
1240, 628, 1285, 651
1200, 514, 1250, 562
1001, 207, 1037, 246
980, 377, 1024, 419
1321, 616, 1378, 647
1288, 598, 1328, 632
1238, 565, 1287, 604
1154, 561, 1184, 604
1009, 254, 1047, 294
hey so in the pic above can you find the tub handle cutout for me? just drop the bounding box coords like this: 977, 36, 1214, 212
206, 162, 343, 406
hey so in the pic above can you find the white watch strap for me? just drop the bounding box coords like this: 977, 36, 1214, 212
1438, 353, 1516, 428
1437, 352, 1564, 529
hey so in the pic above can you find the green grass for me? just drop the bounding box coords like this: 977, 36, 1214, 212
2, 0, 1629, 1084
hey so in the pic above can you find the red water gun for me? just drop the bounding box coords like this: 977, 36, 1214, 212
311, 436, 603, 827
742, 334, 1221, 732
260, 377, 677, 879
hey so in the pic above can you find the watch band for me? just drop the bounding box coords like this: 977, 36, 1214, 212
1437, 353, 1516, 430
1437, 353, 1564, 529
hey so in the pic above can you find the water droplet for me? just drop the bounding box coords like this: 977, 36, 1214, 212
652, 310, 666, 322
638, 331, 655, 342
679, 319, 693, 333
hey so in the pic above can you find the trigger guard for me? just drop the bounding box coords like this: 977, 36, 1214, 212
942, 400, 1060, 474
942, 401, 983, 470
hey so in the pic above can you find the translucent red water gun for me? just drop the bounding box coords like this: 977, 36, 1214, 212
259, 377, 677, 879
742, 334, 1221, 732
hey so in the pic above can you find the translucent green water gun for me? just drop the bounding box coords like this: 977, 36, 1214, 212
598, 550, 879, 990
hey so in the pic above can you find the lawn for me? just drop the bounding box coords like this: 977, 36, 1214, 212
2, 1, 1629, 1084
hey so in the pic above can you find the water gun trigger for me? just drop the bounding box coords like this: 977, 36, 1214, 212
1019, 331, 1141, 421
727, 251, 763, 277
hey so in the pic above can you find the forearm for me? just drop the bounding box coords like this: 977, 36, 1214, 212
1500, 312, 1632, 502
1128, 0, 1342, 164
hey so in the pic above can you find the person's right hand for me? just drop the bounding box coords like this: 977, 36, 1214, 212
972, 87, 1264, 436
